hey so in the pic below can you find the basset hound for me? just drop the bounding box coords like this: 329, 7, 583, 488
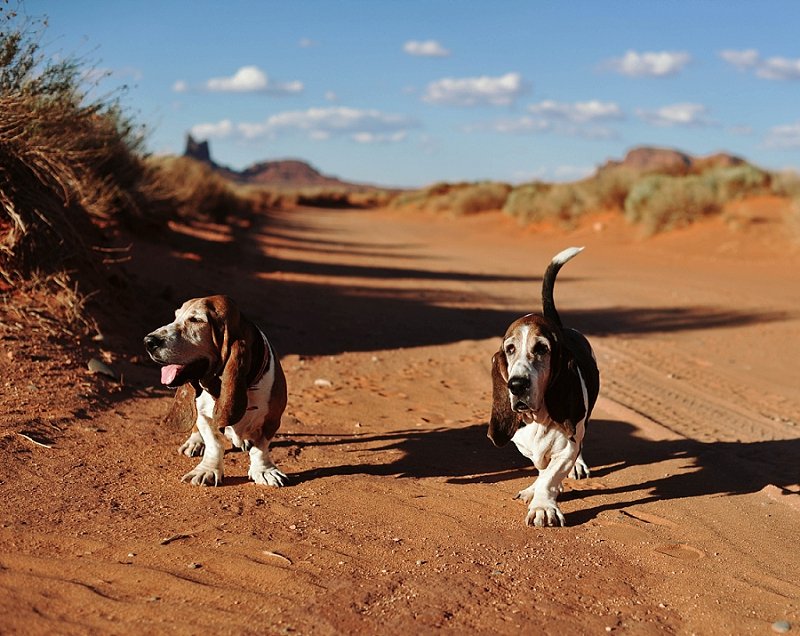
144, 295, 288, 487
489, 247, 600, 527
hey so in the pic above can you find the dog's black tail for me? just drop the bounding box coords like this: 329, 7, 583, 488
542, 246, 584, 328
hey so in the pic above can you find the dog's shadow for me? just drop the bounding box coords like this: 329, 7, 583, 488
280, 418, 800, 525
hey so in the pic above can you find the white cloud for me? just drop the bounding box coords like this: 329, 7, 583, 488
764, 121, 800, 148
719, 49, 800, 81
324, 91, 338, 102
465, 116, 551, 134
191, 107, 416, 143
466, 99, 621, 139
172, 79, 189, 93
403, 40, 450, 57
528, 99, 623, 123
606, 50, 691, 77
757, 56, 800, 81
298, 37, 318, 48
204, 66, 303, 94
422, 72, 525, 106
719, 49, 760, 70
636, 103, 712, 127
190, 119, 234, 139
352, 131, 408, 144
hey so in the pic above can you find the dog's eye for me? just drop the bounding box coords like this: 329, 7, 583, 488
505, 343, 516, 355
187, 316, 204, 323
533, 342, 549, 356
533, 344, 549, 356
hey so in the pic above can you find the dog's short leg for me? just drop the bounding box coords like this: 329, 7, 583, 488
181, 398, 224, 486
247, 431, 288, 487
178, 430, 205, 457
524, 437, 581, 527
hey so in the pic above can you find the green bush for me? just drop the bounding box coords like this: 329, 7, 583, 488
624, 174, 721, 234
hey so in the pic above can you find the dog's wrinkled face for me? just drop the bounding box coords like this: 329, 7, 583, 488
144, 298, 218, 388
502, 315, 556, 420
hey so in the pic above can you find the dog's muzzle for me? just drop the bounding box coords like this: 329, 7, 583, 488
507, 376, 531, 412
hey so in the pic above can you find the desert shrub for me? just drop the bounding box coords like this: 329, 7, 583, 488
0, 9, 153, 282
502, 182, 551, 221
589, 167, 638, 210
771, 170, 800, 200
708, 164, 770, 200
389, 181, 509, 215
624, 174, 721, 234
448, 182, 510, 215
503, 181, 593, 226
147, 155, 253, 222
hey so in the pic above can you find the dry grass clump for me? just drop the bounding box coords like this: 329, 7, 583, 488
0, 10, 154, 284
246, 185, 395, 211
391, 181, 510, 216
146, 155, 254, 223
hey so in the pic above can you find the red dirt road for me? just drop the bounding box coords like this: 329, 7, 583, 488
1, 203, 799, 634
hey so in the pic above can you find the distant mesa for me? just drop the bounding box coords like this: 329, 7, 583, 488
600, 146, 746, 176
183, 134, 360, 188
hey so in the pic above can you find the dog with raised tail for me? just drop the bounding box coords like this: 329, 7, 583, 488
489, 247, 599, 527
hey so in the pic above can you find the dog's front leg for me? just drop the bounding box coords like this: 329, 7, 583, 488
181, 395, 224, 486
524, 431, 581, 527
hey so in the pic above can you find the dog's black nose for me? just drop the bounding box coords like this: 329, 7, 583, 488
507, 376, 531, 396
144, 333, 163, 351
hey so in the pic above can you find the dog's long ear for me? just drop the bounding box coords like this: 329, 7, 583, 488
488, 350, 519, 447
164, 383, 198, 432
544, 346, 582, 435
207, 296, 252, 428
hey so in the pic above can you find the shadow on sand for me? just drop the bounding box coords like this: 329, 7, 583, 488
277, 417, 800, 525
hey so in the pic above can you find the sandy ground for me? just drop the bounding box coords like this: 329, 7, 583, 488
1, 200, 799, 635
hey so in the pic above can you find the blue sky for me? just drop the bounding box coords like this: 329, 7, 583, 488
26, 0, 800, 187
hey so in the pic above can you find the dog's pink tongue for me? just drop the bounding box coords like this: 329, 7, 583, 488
161, 364, 183, 386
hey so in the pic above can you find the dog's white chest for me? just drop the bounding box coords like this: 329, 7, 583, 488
511, 423, 571, 471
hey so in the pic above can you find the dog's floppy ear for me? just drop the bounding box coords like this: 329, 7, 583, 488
207, 296, 252, 428
164, 383, 198, 431
488, 349, 519, 447
544, 346, 583, 435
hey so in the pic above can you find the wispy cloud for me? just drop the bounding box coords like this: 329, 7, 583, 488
605, 50, 691, 77
298, 37, 318, 48
719, 49, 760, 71
764, 121, 800, 148
174, 66, 303, 94
403, 40, 450, 57
465, 99, 622, 139
528, 99, 623, 123
720, 49, 800, 80
422, 72, 525, 106
636, 103, 712, 127
191, 106, 416, 143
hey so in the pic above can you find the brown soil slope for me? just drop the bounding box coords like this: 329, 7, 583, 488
1, 203, 799, 635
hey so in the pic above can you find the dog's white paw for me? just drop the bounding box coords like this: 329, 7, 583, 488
525, 502, 566, 527
179, 432, 205, 457
181, 463, 223, 487
249, 467, 289, 487
569, 457, 591, 480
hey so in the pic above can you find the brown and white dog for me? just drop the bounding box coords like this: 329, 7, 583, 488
489, 247, 599, 527
144, 295, 288, 487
